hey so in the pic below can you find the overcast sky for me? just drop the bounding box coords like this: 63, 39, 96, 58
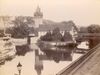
0, 0, 100, 26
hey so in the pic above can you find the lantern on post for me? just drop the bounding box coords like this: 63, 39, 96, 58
17, 62, 22, 75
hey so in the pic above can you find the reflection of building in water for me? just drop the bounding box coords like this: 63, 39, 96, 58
39, 50, 73, 63
35, 50, 43, 75
16, 45, 32, 56
34, 48, 73, 74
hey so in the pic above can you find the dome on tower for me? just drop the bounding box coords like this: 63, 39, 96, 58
34, 6, 43, 18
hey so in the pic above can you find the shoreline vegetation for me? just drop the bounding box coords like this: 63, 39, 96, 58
37, 27, 77, 53
39, 27, 73, 42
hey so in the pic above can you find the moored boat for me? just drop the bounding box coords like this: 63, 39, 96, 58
0, 35, 16, 61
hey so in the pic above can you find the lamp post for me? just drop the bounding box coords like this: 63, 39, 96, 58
17, 62, 22, 75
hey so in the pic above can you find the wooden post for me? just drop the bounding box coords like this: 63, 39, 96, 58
27, 36, 31, 45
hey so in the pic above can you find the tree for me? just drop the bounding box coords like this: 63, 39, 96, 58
12, 16, 25, 27
88, 24, 100, 33
62, 31, 73, 41
40, 31, 52, 41
26, 16, 34, 24
6, 16, 34, 38
40, 28, 63, 41
52, 27, 62, 41
52, 27, 60, 35
87, 24, 100, 48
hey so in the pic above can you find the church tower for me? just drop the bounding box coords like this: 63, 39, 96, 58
34, 6, 43, 28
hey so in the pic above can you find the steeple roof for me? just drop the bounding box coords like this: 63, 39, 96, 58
34, 6, 43, 18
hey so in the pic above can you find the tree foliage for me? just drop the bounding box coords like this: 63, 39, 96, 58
6, 16, 34, 38
62, 31, 73, 41
40, 31, 52, 41
40, 27, 72, 42
52, 28, 62, 41
87, 24, 100, 48
88, 24, 100, 33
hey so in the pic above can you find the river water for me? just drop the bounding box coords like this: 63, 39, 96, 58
0, 43, 84, 75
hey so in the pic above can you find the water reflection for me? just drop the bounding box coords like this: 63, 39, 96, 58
16, 45, 33, 56
0, 44, 83, 75
34, 45, 75, 75
35, 50, 43, 75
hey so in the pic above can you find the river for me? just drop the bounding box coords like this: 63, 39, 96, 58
0, 43, 85, 75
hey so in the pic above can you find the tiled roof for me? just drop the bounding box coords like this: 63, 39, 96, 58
38, 21, 78, 31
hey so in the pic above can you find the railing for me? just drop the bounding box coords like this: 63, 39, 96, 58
56, 43, 100, 75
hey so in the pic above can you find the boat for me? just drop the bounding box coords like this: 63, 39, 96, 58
0, 34, 16, 61
0, 53, 6, 64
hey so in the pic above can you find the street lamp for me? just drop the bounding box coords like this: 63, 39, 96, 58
17, 62, 22, 75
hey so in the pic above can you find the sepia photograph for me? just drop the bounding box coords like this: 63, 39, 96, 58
0, 0, 100, 75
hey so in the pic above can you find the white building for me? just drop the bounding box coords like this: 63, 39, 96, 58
33, 6, 43, 28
